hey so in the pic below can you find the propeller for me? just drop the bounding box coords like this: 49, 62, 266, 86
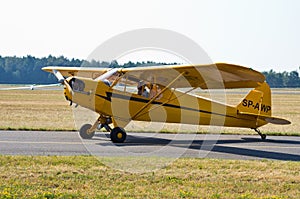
0, 84, 61, 91
52, 69, 74, 106
0, 69, 67, 91
52, 69, 65, 84
52, 69, 71, 89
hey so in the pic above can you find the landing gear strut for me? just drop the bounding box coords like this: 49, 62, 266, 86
78, 114, 127, 143
253, 128, 266, 140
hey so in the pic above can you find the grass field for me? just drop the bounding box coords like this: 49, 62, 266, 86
0, 88, 299, 135
0, 88, 299, 198
0, 89, 75, 131
0, 156, 299, 198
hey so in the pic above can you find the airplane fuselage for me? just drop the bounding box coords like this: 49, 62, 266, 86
66, 77, 266, 129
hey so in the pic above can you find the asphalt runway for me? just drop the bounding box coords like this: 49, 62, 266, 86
0, 130, 300, 161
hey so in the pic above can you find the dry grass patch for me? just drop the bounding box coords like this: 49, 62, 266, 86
0, 90, 75, 130
0, 88, 299, 135
0, 156, 299, 198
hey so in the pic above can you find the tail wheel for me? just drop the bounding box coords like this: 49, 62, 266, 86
79, 124, 95, 139
110, 127, 127, 143
261, 134, 267, 140
253, 128, 267, 140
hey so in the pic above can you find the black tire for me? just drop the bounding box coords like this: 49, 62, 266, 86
261, 134, 267, 140
110, 127, 126, 143
79, 124, 95, 139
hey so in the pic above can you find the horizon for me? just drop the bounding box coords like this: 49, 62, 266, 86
0, 54, 298, 73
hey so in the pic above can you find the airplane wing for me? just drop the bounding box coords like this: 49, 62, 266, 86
43, 63, 265, 89
119, 63, 265, 89
42, 66, 110, 79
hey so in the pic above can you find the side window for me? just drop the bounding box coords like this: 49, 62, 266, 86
113, 75, 139, 94
112, 75, 163, 100
137, 82, 162, 99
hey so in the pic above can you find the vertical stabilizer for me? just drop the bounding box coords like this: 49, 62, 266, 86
237, 82, 272, 117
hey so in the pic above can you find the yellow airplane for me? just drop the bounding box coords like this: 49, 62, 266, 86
43, 63, 290, 143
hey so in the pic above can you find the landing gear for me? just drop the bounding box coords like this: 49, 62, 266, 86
79, 124, 95, 139
78, 114, 127, 143
110, 127, 127, 143
253, 128, 266, 140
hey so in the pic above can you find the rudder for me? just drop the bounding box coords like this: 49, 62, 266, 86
237, 82, 272, 117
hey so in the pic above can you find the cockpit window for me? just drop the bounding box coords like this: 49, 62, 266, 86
112, 75, 163, 99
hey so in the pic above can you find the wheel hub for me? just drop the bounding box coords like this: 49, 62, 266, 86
117, 132, 123, 139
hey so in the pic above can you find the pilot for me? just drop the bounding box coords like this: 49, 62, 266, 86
137, 81, 149, 98
149, 84, 162, 99
149, 84, 156, 98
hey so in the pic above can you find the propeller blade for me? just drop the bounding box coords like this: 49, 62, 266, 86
0, 86, 32, 90
52, 69, 65, 83
64, 79, 73, 93
31, 84, 61, 88
0, 84, 61, 91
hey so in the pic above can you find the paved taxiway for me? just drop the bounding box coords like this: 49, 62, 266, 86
0, 130, 299, 161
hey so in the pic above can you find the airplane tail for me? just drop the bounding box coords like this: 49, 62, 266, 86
237, 82, 290, 125
237, 82, 271, 117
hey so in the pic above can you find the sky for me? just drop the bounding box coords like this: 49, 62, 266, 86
0, 0, 299, 72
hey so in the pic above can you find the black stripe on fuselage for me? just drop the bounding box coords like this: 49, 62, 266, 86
95, 92, 237, 119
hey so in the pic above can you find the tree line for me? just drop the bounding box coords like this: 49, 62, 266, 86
0, 55, 172, 84
262, 70, 300, 88
0, 55, 299, 87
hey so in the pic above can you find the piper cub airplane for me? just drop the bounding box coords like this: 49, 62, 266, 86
43, 63, 290, 143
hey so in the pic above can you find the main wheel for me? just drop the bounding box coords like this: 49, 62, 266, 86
110, 127, 126, 143
79, 124, 95, 139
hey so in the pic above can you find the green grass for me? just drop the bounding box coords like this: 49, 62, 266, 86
0, 155, 299, 198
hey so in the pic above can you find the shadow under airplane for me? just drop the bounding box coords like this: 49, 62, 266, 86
93, 133, 300, 161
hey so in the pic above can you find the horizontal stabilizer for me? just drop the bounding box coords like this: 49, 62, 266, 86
264, 117, 291, 125
238, 111, 291, 125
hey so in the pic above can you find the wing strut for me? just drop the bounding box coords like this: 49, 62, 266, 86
132, 72, 185, 120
